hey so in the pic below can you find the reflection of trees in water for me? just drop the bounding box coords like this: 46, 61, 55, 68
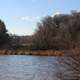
0, 56, 79, 80
57, 57, 80, 79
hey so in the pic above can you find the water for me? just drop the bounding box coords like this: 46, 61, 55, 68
0, 56, 79, 80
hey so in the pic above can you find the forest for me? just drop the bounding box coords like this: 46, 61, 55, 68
0, 11, 80, 55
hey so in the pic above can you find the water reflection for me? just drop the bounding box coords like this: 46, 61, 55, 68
0, 56, 79, 80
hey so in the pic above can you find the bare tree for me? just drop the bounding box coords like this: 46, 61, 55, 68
33, 11, 80, 50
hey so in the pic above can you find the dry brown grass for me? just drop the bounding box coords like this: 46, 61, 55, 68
0, 48, 80, 56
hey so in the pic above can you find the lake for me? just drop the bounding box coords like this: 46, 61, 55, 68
0, 56, 80, 80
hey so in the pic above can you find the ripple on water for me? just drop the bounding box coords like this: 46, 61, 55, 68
0, 56, 79, 80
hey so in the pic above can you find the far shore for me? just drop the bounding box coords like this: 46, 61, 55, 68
0, 48, 80, 56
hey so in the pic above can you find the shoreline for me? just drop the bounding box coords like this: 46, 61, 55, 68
0, 48, 80, 56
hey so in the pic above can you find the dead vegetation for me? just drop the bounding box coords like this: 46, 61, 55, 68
0, 48, 80, 56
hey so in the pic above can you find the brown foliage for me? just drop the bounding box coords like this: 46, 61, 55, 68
33, 11, 80, 51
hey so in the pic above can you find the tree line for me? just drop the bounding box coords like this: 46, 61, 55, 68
0, 11, 80, 50
32, 11, 80, 50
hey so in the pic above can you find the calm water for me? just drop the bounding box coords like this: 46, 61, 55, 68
0, 56, 79, 80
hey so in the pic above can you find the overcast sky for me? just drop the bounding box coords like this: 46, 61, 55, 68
0, 0, 80, 35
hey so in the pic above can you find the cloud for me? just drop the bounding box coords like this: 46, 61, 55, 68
17, 16, 40, 22
51, 12, 61, 17
55, 12, 60, 15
